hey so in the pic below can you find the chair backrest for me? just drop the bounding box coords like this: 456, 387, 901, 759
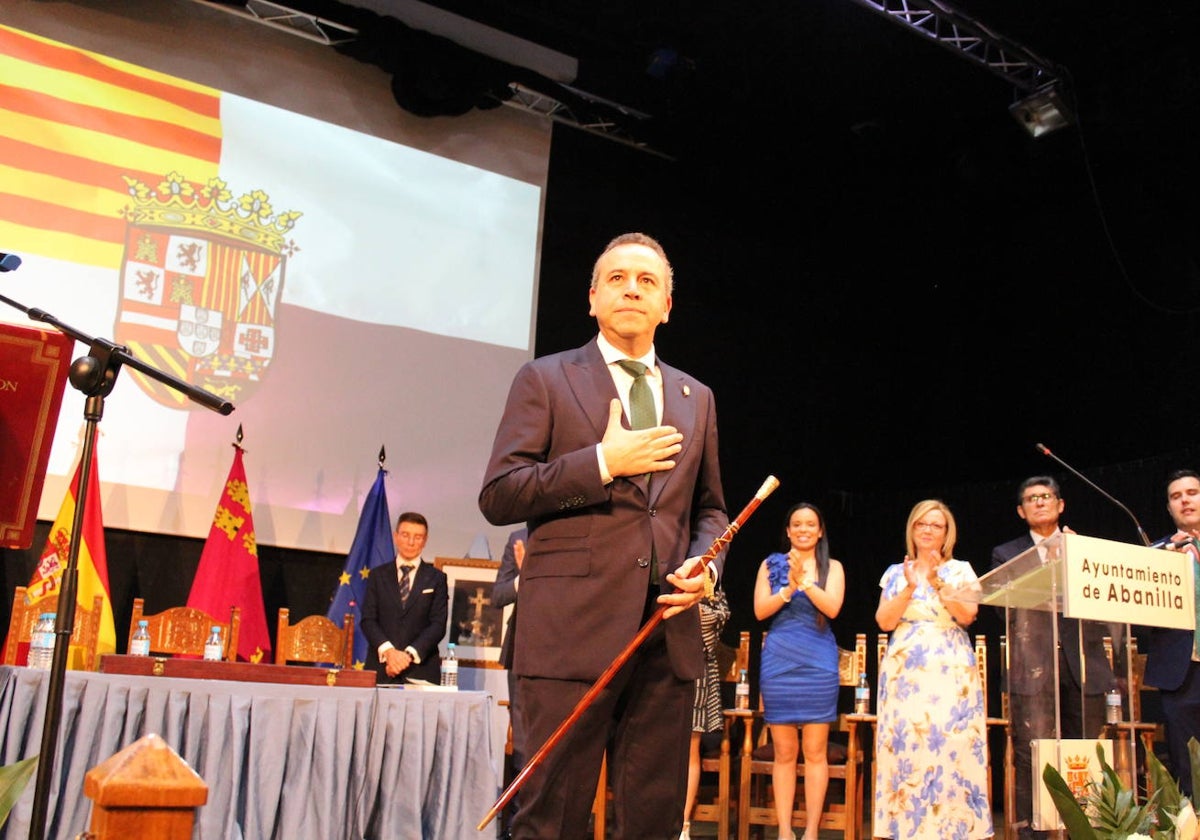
3, 585, 103, 670
1129, 636, 1150, 723
274, 608, 354, 667
974, 633, 989, 697
840, 632, 866, 687
129, 598, 240, 661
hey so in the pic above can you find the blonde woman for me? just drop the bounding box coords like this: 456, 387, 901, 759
873, 499, 992, 840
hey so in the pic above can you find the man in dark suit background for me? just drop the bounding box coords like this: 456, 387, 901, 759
493, 526, 526, 838
479, 232, 728, 839
360, 511, 448, 684
991, 475, 1116, 840
1143, 468, 1200, 796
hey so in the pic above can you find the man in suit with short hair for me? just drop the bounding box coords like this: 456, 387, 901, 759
479, 232, 728, 839
360, 511, 448, 684
1143, 468, 1200, 795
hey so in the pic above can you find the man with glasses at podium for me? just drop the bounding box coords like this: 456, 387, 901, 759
991, 475, 1117, 840
1143, 468, 1200, 796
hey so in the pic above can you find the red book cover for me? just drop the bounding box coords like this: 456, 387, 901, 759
0, 324, 74, 549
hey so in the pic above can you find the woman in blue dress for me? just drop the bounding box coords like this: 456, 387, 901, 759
754, 502, 846, 840
873, 499, 991, 840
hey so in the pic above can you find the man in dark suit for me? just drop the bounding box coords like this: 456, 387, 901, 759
494, 528, 527, 765
493, 526, 526, 838
1143, 468, 1200, 796
360, 511, 448, 684
479, 232, 728, 839
991, 475, 1116, 840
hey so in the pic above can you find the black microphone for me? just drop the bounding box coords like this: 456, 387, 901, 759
1150, 534, 1199, 551
1035, 442, 1151, 547
0, 253, 21, 272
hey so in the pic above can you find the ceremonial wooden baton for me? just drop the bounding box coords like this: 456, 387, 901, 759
477, 474, 780, 831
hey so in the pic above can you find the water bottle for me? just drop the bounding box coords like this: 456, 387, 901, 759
440, 642, 458, 687
854, 670, 871, 715
1105, 687, 1121, 724
735, 668, 750, 710
203, 625, 223, 661
28, 612, 55, 670
129, 620, 151, 656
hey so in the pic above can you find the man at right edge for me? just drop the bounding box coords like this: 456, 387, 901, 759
1144, 468, 1200, 796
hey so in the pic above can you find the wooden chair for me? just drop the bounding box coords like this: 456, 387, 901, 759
1102, 634, 1162, 799
735, 632, 867, 840
274, 608, 353, 667
129, 598, 240, 661
976, 633, 1014, 840
3, 585, 103, 671
691, 630, 752, 839
592, 630, 750, 840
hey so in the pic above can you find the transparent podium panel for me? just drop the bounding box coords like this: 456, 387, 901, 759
979, 534, 1126, 823
980, 535, 1123, 721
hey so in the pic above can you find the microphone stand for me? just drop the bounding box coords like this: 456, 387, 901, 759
1035, 443, 1151, 547
0, 288, 233, 840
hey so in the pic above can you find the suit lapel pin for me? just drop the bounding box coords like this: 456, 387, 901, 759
682, 384, 690, 397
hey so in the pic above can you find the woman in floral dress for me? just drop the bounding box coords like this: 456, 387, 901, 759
872, 499, 992, 840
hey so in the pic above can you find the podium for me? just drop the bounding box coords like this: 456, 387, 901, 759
980, 533, 1194, 828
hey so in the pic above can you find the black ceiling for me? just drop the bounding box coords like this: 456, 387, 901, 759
282, 0, 1200, 496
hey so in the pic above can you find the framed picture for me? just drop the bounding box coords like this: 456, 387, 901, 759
434, 557, 507, 669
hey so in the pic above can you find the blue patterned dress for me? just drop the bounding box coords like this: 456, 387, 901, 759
873, 559, 993, 840
760, 552, 839, 724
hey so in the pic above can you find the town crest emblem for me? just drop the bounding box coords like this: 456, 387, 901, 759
115, 173, 301, 408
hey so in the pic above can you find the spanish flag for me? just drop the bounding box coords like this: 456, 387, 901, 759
23, 427, 117, 668
186, 440, 271, 663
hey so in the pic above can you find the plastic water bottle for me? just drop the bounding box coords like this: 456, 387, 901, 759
854, 670, 871, 715
735, 668, 750, 710
28, 612, 55, 670
1106, 687, 1122, 724
440, 642, 458, 687
203, 625, 223, 661
129, 620, 151, 656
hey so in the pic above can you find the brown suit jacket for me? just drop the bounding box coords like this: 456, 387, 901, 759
479, 338, 728, 683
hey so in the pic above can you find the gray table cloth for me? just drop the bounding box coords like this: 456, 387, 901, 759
0, 667, 498, 839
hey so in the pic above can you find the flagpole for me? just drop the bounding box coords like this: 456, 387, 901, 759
0, 286, 235, 840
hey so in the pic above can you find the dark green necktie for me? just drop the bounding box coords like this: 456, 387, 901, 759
616, 359, 658, 583
616, 359, 655, 429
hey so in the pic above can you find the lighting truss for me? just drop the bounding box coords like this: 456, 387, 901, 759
499, 84, 671, 160
184, 0, 664, 154
844, 0, 1061, 94
189, 0, 359, 45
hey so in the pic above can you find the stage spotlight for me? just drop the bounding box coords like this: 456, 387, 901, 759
1009, 84, 1072, 138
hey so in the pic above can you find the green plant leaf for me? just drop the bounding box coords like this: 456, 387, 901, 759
1043, 761, 1099, 840
1190, 736, 1200, 802
0, 755, 37, 829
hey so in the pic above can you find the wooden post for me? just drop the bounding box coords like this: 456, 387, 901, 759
83, 733, 208, 839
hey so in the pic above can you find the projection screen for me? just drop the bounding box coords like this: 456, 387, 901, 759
0, 1, 551, 561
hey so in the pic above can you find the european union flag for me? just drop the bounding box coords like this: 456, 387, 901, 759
328, 466, 392, 668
